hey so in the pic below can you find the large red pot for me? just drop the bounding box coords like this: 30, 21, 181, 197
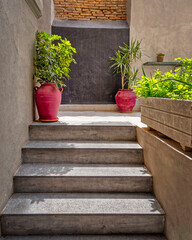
115, 89, 137, 113
35, 83, 63, 122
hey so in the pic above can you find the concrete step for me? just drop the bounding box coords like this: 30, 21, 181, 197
22, 141, 143, 164
3, 235, 167, 240
29, 122, 136, 141
14, 164, 152, 193
58, 102, 140, 112
2, 193, 165, 235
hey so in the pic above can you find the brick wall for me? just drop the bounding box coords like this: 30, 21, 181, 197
54, 0, 127, 20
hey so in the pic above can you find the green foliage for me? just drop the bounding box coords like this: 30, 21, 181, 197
109, 40, 142, 89
157, 53, 165, 56
134, 57, 192, 100
33, 31, 76, 88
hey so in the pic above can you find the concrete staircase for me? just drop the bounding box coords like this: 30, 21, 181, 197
1, 113, 166, 239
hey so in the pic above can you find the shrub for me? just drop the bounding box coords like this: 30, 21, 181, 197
33, 31, 76, 88
134, 57, 192, 100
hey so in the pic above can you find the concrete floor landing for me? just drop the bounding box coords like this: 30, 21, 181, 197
57, 111, 145, 128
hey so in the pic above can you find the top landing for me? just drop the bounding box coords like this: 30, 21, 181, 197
57, 111, 142, 127
34, 111, 144, 128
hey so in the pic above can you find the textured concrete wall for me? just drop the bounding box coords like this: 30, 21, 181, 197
54, 0, 127, 20
0, 0, 37, 215
52, 20, 129, 104
129, 0, 192, 77
126, 0, 131, 25
38, 0, 54, 34
137, 127, 192, 240
0, 0, 53, 222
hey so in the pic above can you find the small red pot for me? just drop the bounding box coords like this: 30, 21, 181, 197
35, 83, 63, 122
115, 89, 137, 113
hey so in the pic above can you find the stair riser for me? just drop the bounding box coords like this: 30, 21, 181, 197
14, 177, 152, 193
29, 126, 136, 141
22, 149, 143, 164
2, 215, 165, 235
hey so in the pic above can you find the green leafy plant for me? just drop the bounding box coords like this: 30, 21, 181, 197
157, 53, 165, 56
109, 40, 142, 89
33, 31, 76, 88
134, 57, 192, 100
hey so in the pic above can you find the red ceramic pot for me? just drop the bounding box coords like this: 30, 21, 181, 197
115, 89, 137, 113
35, 83, 63, 122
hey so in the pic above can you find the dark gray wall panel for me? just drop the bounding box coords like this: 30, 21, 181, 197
52, 20, 129, 104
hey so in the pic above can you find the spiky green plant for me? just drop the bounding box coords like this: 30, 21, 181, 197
109, 40, 142, 89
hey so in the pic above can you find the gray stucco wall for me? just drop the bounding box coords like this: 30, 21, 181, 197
0, 0, 53, 229
38, 0, 54, 34
128, 0, 192, 77
137, 127, 192, 240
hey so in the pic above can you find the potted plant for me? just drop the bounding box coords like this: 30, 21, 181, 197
33, 31, 76, 122
135, 57, 192, 150
109, 40, 142, 113
157, 53, 165, 62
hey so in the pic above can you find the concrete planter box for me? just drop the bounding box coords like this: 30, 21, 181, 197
141, 97, 192, 150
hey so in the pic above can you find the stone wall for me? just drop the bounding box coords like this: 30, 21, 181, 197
137, 127, 192, 240
0, 0, 53, 234
54, 0, 127, 20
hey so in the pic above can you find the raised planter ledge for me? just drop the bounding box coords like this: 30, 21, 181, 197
141, 98, 192, 117
140, 97, 192, 150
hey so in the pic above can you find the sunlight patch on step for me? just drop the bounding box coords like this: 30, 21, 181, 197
58, 112, 146, 128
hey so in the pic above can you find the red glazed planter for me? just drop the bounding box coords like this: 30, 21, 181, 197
35, 83, 63, 122
115, 89, 137, 113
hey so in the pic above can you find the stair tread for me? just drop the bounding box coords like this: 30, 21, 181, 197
23, 141, 142, 149
3, 193, 164, 215
15, 164, 151, 177
3, 235, 167, 240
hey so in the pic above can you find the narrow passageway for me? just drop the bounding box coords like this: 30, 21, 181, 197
1, 0, 192, 239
